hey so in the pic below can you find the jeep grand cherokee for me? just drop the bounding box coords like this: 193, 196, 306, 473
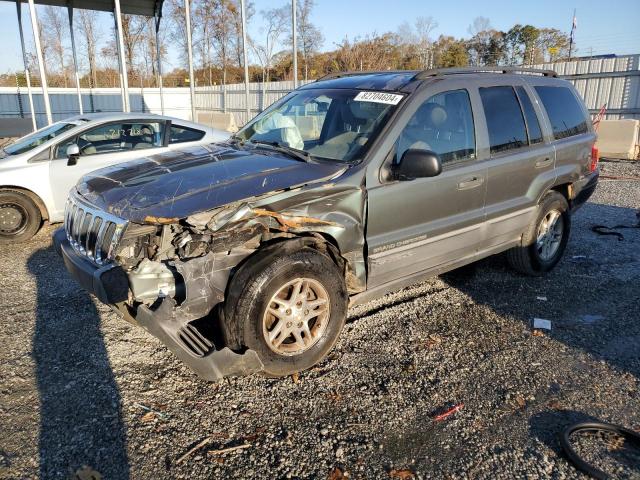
54, 68, 599, 381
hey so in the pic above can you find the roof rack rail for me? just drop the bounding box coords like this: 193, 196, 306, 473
314, 66, 558, 83
413, 66, 557, 79
316, 70, 418, 82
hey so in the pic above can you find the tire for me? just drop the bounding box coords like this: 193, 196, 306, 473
226, 247, 348, 377
0, 190, 42, 244
507, 191, 570, 276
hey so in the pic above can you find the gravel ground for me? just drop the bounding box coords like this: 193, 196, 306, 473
1, 160, 639, 480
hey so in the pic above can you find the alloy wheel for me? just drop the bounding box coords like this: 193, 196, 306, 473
536, 209, 564, 261
262, 277, 330, 356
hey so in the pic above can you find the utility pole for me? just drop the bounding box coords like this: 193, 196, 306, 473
292, 0, 298, 87
27, 0, 53, 125
568, 9, 576, 61
241, 0, 251, 122
185, 0, 196, 121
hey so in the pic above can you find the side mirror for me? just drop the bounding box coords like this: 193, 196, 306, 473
66, 143, 80, 166
394, 149, 442, 180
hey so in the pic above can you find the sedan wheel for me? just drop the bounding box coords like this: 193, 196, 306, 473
0, 203, 28, 235
0, 190, 42, 243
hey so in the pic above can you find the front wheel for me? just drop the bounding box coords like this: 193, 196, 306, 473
0, 190, 42, 244
227, 247, 348, 377
507, 191, 570, 276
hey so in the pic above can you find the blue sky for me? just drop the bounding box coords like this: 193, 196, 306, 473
0, 0, 638, 74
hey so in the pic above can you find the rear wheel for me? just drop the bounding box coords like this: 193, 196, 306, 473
0, 190, 42, 244
227, 247, 348, 377
507, 191, 570, 276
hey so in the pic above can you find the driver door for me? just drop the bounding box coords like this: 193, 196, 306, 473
366, 86, 487, 289
49, 120, 168, 217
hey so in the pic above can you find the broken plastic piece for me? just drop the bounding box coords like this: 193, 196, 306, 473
432, 403, 464, 421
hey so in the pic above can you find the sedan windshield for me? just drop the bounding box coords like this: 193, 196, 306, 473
234, 89, 403, 162
3, 122, 77, 155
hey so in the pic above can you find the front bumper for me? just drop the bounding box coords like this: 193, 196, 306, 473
53, 228, 129, 304
53, 227, 263, 381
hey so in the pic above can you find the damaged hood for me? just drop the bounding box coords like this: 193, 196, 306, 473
76, 144, 347, 223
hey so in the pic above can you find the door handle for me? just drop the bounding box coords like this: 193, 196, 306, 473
535, 157, 553, 168
457, 176, 484, 190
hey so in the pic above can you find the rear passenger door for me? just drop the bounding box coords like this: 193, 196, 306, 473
366, 86, 487, 289
531, 84, 595, 180
478, 82, 556, 251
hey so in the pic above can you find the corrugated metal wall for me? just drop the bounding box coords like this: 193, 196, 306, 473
1, 54, 638, 133
533, 54, 640, 119
0, 87, 193, 129
193, 80, 313, 126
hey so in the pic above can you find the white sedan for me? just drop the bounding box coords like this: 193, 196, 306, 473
0, 112, 229, 243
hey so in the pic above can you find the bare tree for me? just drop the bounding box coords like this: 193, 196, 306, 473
210, 0, 238, 85
165, 0, 189, 66
43, 6, 69, 86
251, 5, 290, 84
396, 16, 438, 68
230, 0, 255, 69
414, 16, 438, 68
293, 0, 323, 80
468, 16, 491, 37
121, 15, 147, 75
466, 16, 493, 66
77, 9, 101, 87
102, 14, 147, 83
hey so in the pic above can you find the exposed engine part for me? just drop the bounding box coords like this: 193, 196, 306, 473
128, 258, 178, 304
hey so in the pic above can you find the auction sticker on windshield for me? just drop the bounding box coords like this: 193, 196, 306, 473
354, 91, 403, 105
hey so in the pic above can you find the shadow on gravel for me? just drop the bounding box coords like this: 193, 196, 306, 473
441, 203, 640, 380
529, 409, 602, 454
28, 246, 130, 479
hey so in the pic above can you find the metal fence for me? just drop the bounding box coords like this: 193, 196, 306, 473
0, 87, 193, 129
1, 54, 638, 134
193, 80, 313, 126
533, 54, 640, 119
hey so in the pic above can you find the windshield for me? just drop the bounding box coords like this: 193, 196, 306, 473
3, 122, 77, 155
235, 88, 403, 162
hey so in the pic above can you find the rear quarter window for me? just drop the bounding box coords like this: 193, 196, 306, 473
170, 125, 205, 144
515, 86, 543, 144
534, 86, 589, 140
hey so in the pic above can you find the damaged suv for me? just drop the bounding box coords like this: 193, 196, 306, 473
54, 68, 599, 381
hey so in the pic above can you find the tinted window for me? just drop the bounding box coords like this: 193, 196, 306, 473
396, 89, 475, 164
170, 125, 205, 144
5, 122, 76, 155
480, 86, 527, 154
534, 86, 589, 140
56, 121, 165, 158
515, 86, 543, 144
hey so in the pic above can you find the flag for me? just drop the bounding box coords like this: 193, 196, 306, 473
572, 15, 577, 31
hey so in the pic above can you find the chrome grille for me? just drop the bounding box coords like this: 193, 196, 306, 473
64, 193, 128, 265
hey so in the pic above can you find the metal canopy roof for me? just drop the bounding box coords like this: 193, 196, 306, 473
11, 0, 163, 16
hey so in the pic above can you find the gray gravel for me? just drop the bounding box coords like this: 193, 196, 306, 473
1, 160, 639, 479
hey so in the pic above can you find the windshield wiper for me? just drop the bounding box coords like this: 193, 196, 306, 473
249, 140, 312, 163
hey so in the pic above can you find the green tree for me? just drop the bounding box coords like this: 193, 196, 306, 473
434, 36, 469, 68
